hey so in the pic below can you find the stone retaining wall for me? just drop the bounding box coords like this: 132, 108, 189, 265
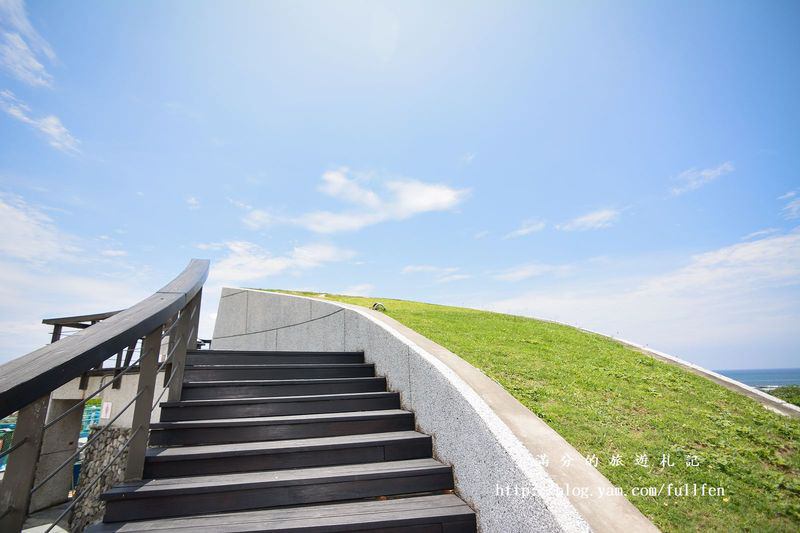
69, 426, 131, 532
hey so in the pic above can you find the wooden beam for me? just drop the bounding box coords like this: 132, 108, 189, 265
42, 310, 121, 326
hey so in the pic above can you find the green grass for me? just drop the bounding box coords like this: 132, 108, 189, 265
771, 386, 800, 408
276, 291, 800, 532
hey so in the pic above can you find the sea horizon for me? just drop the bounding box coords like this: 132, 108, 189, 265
715, 367, 800, 388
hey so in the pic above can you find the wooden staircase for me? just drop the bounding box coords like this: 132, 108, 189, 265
87, 349, 477, 532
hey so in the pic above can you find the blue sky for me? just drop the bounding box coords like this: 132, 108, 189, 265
0, 0, 798, 369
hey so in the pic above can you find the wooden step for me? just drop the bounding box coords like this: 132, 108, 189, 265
183, 363, 375, 381
160, 392, 400, 421
180, 377, 387, 400
86, 494, 476, 532
100, 459, 455, 522
187, 350, 365, 365
143, 431, 431, 478
149, 409, 415, 446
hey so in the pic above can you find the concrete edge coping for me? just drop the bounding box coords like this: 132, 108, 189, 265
252, 290, 660, 533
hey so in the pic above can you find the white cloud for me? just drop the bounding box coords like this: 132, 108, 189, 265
0, 191, 154, 361
402, 265, 457, 274
461, 152, 476, 165
402, 264, 469, 283
0, 259, 150, 362
295, 211, 382, 233
0, 192, 79, 262
486, 229, 800, 368
186, 196, 200, 210
227, 198, 252, 210
230, 168, 469, 234
473, 230, 489, 239
781, 191, 800, 220
342, 283, 374, 296
295, 167, 470, 234
504, 219, 545, 239
640, 231, 800, 295
194, 242, 225, 251
318, 168, 381, 208
383, 179, 467, 216
557, 208, 619, 231
0, 90, 80, 153
437, 273, 472, 283
241, 209, 274, 230
741, 228, 778, 241
0, 0, 56, 87
492, 262, 571, 282
209, 241, 355, 285
101, 249, 127, 257
670, 161, 734, 196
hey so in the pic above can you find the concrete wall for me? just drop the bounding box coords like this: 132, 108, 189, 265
213, 288, 660, 533
50, 371, 169, 428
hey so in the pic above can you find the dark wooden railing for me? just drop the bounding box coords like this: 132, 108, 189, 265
0, 259, 209, 532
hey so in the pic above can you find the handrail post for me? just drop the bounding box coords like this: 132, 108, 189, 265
166, 290, 202, 402
187, 289, 202, 349
0, 395, 49, 531
49, 325, 62, 344
123, 327, 162, 481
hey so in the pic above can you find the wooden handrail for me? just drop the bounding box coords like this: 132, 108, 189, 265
0, 259, 209, 419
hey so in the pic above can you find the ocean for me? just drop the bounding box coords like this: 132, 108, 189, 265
715, 368, 800, 389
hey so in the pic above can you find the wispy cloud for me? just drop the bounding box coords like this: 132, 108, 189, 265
639, 230, 800, 295
0, 191, 153, 360
402, 264, 470, 283
461, 152, 475, 165
0, 192, 80, 262
0, 90, 80, 153
473, 230, 489, 240
670, 161, 734, 196
437, 273, 472, 283
295, 168, 470, 233
492, 262, 571, 282
487, 229, 800, 367
0, 0, 56, 87
779, 189, 800, 220
228, 168, 468, 234
557, 208, 619, 231
402, 265, 457, 274
504, 219, 545, 239
0, 259, 150, 361
186, 196, 200, 210
208, 241, 355, 284
741, 228, 779, 241
100, 249, 127, 257
317, 168, 382, 208
241, 209, 273, 230
342, 283, 374, 296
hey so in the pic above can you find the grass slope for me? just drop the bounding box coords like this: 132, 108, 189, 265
281, 291, 800, 532
771, 386, 800, 408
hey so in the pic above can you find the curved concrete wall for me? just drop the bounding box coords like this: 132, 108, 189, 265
212, 288, 659, 533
